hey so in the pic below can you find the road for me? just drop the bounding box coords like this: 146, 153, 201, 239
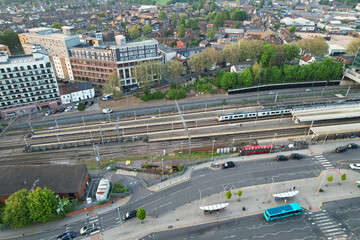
7, 85, 356, 130
141, 197, 360, 240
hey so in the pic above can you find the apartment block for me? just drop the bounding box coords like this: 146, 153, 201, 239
18, 26, 80, 81
0, 51, 61, 119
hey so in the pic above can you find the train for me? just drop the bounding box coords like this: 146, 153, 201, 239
217, 101, 360, 122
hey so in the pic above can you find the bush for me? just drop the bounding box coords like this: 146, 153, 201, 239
170, 81, 177, 89
77, 102, 85, 111
209, 88, 215, 94
135, 92, 140, 98
165, 88, 186, 100
112, 182, 129, 193
141, 95, 149, 101
153, 91, 164, 99
143, 89, 149, 95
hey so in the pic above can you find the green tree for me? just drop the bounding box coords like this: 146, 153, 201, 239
327, 174, 333, 183
259, 0, 265, 8
0, 30, 21, 50
97, 17, 104, 24
226, 190, 232, 200
213, 12, 224, 29
185, 19, 194, 29
346, 38, 360, 55
289, 25, 296, 34
179, 14, 187, 26
27, 187, 58, 223
75, 30, 82, 34
267, 0, 273, 6
210, 2, 216, 12
341, 173, 347, 182
137, 207, 146, 223
129, 26, 140, 39
284, 44, 300, 61
158, 11, 168, 20
260, 43, 277, 67
165, 59, 183, 82
237, 190, 242, 198
51, 22, 64, 29
221, 72, 237, 90
77, 102, 85, 111
142, 24, 153, 35
88, 25, 97, 31
188, 52, 205, 75
207, 29, 215, 41
3, 189, 30, 228
295, 37, 328, 57
178, 24, 185, 38
240, 67, 253, 87
223, 10, 230, 20
273, 23, 280, 30
171, 13, 177, 26
104, 72, 121, 96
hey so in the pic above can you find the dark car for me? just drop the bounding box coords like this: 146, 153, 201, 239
57, 231, 76, 240
84, 101, 88, 106
335, 146, 347, 153
59, 108, 65, 112
290, 153, 301, 160
276, 155, 288, 161
221, 161, 235, 169
347, 143, 358, 149
123, 210, 137, 220
89, 101, 94, 106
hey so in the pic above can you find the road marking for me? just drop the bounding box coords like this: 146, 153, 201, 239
320, 224, 341, 230
317, 221, 336, 226
312, 213, 326, 217
89, 216, 99, 220
90, 230, 101, 235
315, 155, 324, 158
325, 231, 346, 237
89, 219, 99, 224
318, 160, 329, 162
312, 216, 329, 220
323, 228, 342, 233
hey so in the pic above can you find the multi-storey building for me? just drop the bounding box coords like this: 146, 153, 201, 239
0, 50, 61, 119
18, 26, 80, 81
69, 35, 162, 89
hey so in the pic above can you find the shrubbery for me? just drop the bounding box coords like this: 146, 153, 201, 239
140, 90, 164, 101
165, 88, 186, 100
112, 182, 129, 193
77, 102, 85, 111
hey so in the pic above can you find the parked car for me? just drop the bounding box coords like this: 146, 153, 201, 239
102, 94, 112, 101
45, 110, 52, 116
210, 66, 216, 71
305, 88, 312, 92
65, 106, 73, 112
59, 108, 65, 113
335, 146, 347, 153
80, 223, 99, 235
276, 155, 288, 161
290, 153, 301, 159
268, 91, 276, 95
123, 210, 137, 220
84, 101, 88, 106
89, 101, 94, 106
51, 109, 58, 114
57, 231, 76, 240
347, 143, 358, 149
102, 108, 113, 114
350, 163, 360, 170
221, 161, 235, 169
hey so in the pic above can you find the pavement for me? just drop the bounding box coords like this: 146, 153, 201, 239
101, 139, 360, 240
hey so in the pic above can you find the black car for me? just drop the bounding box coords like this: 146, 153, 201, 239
347, 143, 358, 149
123, 210, 137, 220
57, 231, 76, 240
290, 153, 301, 160
276, 155, 288, 161
335, 146, 347, 153
84, 101, 88, 106
59, 108, 65, 112
89, 100, 94, 106
221, 161, 235, 169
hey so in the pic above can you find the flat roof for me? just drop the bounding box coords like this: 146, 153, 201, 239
311, 123, 360, 135
292, 105, 360, 122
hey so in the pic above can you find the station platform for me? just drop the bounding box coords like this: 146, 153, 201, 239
311, 123, 360, 136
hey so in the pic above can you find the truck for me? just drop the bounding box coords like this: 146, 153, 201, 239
102, 94, 112, 101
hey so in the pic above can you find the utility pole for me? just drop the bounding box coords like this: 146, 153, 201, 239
116, 117, 120, 143
116, 207, 124, 234
266, 178, 274, 203
346, 86, 351, 97
211, 140, 215, 161
175, 100, 192, 154
274, 92, 278, 103
55, 119, 59, 129
93, 143, 102, 167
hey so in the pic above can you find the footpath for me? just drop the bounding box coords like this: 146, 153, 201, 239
101, 140, 360, 240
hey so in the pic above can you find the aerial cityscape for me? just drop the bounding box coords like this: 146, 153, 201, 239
0, 0, 360, 239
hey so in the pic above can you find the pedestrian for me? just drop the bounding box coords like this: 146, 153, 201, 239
293, 186, 296, 190
289, 188, 291, 192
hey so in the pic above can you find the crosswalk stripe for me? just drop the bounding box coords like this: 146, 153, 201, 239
322, 164, 333, 167
318, 159, 329, 162
315, 155, 324, 158
89, 219, 99, 224
312, 213, 326, 217
317, 221, 336, 226
325, 231, 346, 237
320, 224, 340, 230
326, 167, 335, 169
313, 216, 329, 220
323, 228, 342, 233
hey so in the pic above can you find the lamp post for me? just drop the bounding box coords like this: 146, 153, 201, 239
316, 172, 326, 196
266, 177, 274, 203
211, 140, 215, 161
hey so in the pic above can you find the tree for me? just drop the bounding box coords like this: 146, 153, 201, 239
77, 102, 85, 111
185, 19, 194, 29
341, 173, 347, 182
188, 52, 205, 75
179, 14, 187, 26
222, 10, 230, 20
284, 44, 300, 61
289, 25, 296, 34
252, 62, 263, 85
158, 11, 167, 20
327, 174, 333, 183
0, 30, 21, 50
75, 30, 82, 34
202, 47, 219, 70
237, 190, 242, 198
171, 13, 177, 26
27, 187, 58, 223
142, 24, 153, 35
267, 0, 273, 6
165, 59, 183, 82
232, 11, 246, 21
88, 25, 97, 31
295, 37, 328, 57
210, 3, 216, 12
346, 38, 360, 55
97, 17, 104, 24
51, 22, 64, 29
260, 43, 277, 67
129, 26, 140, 39
226, 190, 232, 200
137, 207, 146, 223
104, 72, 121, 96
273, 23, 280, 30
259, 0, 265, 8
207, 29, 215, 41
3, 189, 30, 228
240, 67, 253, 87
238, 40, 264, 62
213, 12, 224, 29
178, 24, 185, 38
221, 72, 237, 90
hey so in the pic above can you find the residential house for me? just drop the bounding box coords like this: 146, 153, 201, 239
278, 29, 297, 44
199, 40, 211, 48
295, 3, 309, 11
333, 5, 353, 12
230, 64, 251, 73
299, 54, 316, 66
176, 30, 200, 48
59, 82, 95, 104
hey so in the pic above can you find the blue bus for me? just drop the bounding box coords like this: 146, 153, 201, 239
264, 203, 302, 221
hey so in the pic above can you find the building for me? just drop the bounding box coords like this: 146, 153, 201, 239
328, 44, 345, 57
336, 54, 354, 65
0, 44, 10, 55
352, 48, 360, 69
0, 164, 89, 202
230, 64, 251, 73
18, 26, 81, 81
280, 17, 315, 31
158, 44, 177, 63
95, 179, 110, 202
59, 82, 95, 104
299, 54, 316, 66
224, 28, 244, 40
0, 50, 61, 119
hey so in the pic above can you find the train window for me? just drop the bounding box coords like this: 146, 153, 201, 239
225, 117, 228, 119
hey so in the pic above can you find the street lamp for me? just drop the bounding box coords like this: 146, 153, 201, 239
266, 177, 274, 203
316, 172, 327, 196
211, 140, 215, 161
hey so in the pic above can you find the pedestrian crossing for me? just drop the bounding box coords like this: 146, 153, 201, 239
306, 210, 347, 240
313, 155, 334, 169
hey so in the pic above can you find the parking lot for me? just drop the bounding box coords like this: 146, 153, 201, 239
296, 32, 357, 49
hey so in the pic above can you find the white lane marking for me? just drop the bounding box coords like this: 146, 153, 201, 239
315, 155, 324, 158
89, 216, 99, 220
325, 231, 346, 237
89, 219, 99, 224
312, 213, 326, 217
320, 224, 341, 230
323, 228, 342, 233
90, 230, 101, 235
317, 221, 336, 226
312, 216, 329, 220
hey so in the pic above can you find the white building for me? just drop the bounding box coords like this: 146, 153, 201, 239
280, 17, 315, 31
59, 82, 95, 104
95, 179, 110, 202
0, 50, 61, 119
158, 44, 176, 63
299, 54, 316, 66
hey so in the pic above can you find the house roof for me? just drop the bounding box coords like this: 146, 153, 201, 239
59, 82, 93, 95
301, 54, 313, 62
0, 164, 88, 197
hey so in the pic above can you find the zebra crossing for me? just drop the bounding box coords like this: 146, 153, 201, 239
306, 210, 347, 240
313, 155, 335, 169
